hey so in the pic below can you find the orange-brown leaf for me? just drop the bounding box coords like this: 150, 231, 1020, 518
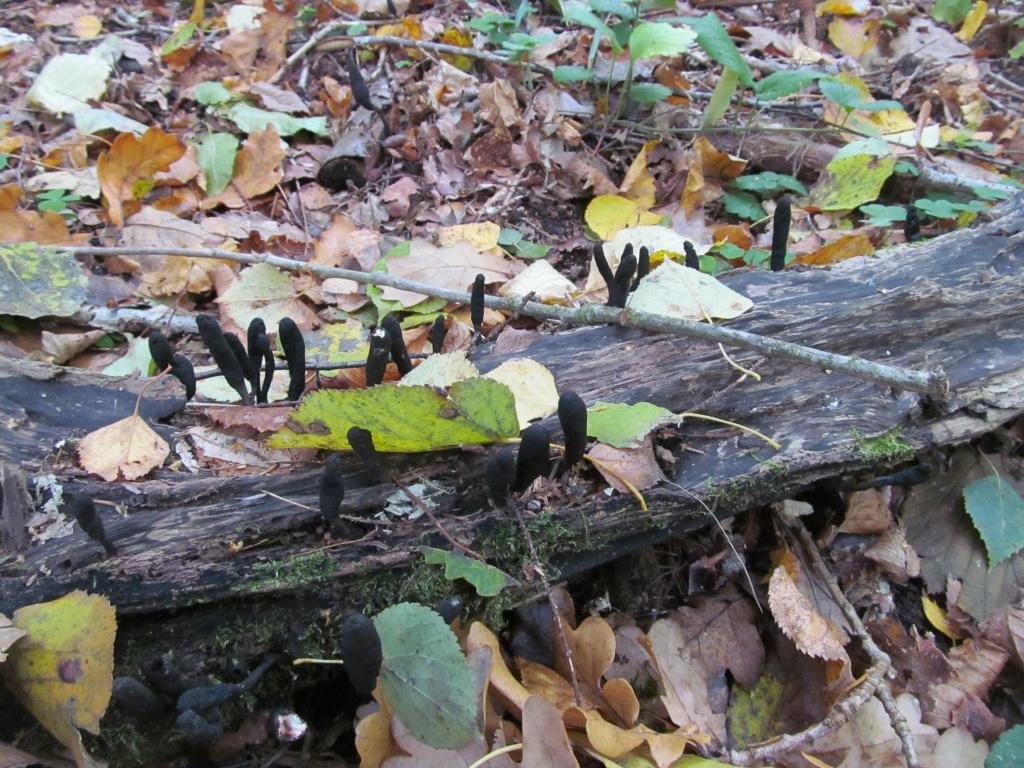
795, 233, 875, 266
97, 128, 186, 225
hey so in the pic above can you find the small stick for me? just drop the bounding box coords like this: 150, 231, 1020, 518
38, 244, 949, 398
391, 474, 484, 560
510, 499, 583, 707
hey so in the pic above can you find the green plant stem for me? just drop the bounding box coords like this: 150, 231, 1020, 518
35, 244, 949, 398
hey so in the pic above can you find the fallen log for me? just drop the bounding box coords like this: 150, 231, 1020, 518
1, 195, 1023, 655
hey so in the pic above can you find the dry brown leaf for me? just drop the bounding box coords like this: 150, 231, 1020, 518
479, 79, 523, 130
840, 488, 892, 534
96, 128, 186, 226
681, 137, 746, 215
465, 622, 531, 718
356, 688, 396, 768
795, 233, 875, 266
40, 330, 107, 365
0, 210, 70, 244
78, 414, 170, 481
521, 695, 579, 768
643, 618, 725, 743
205, 126, 286, 208
587, 439, 666, 493
669, 585, 765, 688
768, 566, 849, 662
313, 214, 357, 266
619, 139, 658, 210
382, 239, 516, 307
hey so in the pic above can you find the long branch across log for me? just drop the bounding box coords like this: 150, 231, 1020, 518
1, 196, 1023, 621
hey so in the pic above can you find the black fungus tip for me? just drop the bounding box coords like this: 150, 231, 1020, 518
470, 273, 486, 334
487, 446, 516, 507
65, 491, 117, 556
593, 243, 614, 285
684, 240, 700, 271
347, 426, 383, 483
170, 354, 196, 401
365, 328, 390, 386
435, 595, 464, 624
429, 315, 447, 354
631, 245, 650, 291
514, 423, 550, 493
904, 205, 921, 243
197, 314, 251, 404
148, 331, 174, 372
278, 317, 306, 401
770, 196, 792, 272
557, 391, 587, 472
381, 315, 412, 376
224, 331, 258, 398
608, 250, 637, 308
319, 455, 346, 525
340, 613, 383, 696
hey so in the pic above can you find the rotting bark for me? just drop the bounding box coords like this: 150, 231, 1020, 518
2, 196, 1024, 632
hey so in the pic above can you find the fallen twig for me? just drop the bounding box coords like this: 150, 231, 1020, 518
35, 244, 949, 398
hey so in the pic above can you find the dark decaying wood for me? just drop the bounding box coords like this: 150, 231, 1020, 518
1, 196, 1024, 630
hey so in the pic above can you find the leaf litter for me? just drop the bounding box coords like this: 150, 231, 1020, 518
1, 0, 1023, 765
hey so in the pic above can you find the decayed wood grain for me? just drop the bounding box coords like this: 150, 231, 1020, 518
1, 196, 1023, 617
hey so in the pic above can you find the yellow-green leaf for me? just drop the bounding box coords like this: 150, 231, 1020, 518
584, 195, 661, 240
0, 243, 88, 319
268, 378, 519, 452
1, 591, 116, 768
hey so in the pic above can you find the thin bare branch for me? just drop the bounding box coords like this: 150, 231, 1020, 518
34, 243, 949, 397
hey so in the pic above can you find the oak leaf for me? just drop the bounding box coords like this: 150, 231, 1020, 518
96, 128, 186, 225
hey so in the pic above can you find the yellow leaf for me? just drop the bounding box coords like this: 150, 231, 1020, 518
619, 139, 659, 209
77, 413, 170, 481
827, 18, 880, 59
816, 0, 870, 15
483, 358, 559, 430
1, 591, 115, 768
584, 195, 660, 240
922, 593, 960, 640
72, 15, 102, 39
794, 233, 874, 266
955, 0, 988, 41
437, 221, 501, 251
681, 137, 746, 215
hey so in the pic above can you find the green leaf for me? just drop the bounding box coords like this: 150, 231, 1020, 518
73, 108, 148, 136
422, 548, 513, 597
726, 671, 786, 748
268, 378, 520, 452
914, 197, 986, 219
818, 77, 902, 112
893, 160, 919, 176
1010, 39, 1024, 59
629, 83, 673, 104
563, 1, 622, 53
0, 243, 88, 319
589, 0, 635, 18
587, 401, 676, 448
161, 21, 198, 55
197, 133, 239, 196
971, 183, 1013, 201
811, 151, 895, 211
702, 66, 739, 127
552, 65, 593, 84
220, 103, 329, 137
932, 0, 971, 25
962, 473, 1024, 567
498, 228, 551, 260
682, 14, 753, 86
628, 21, 697, 61
732, 171, 807, 197
373, 603, 477, 749
987, 725, 1024, 768
859, 203, 907, 227
194, 81, 235, 106
753, 69, 823, 101
723, 190, 765, 221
